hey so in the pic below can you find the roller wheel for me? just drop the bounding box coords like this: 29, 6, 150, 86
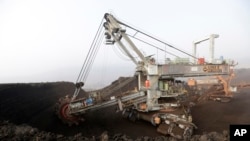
220, 97, 232, 103
183, 126, 193, 141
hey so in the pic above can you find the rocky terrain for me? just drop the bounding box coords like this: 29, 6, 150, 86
0, 68, 249, 140
0, 120, 229, 141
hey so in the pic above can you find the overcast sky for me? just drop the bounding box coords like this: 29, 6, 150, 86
0, 0, 249, 88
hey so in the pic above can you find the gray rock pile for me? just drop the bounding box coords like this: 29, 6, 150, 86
0, 120, 229, 141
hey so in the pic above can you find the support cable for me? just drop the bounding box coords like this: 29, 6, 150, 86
117, 20, 198, 60
127, 34, 180, 58
77, 18, 105, 83
83, 30, 105, 82
72, 18, 105, 100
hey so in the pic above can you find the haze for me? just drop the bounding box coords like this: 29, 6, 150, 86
0, 0, 249, 88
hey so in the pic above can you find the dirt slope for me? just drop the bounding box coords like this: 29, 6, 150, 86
192, 88, 250, 134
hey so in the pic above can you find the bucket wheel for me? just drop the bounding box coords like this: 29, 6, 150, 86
55, 96, 83, 126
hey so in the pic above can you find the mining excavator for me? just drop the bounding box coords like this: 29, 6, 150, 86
55, 13, 237, 140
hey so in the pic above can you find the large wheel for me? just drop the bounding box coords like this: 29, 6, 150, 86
55, 96, 82, 126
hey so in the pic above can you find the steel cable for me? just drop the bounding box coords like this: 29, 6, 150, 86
83, 30, 105, 82
76, 18, 105, 83
116, 19, 198, 60
72, 18, 105, 100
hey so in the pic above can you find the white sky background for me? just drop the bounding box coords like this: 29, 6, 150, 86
0, 0, 249, 88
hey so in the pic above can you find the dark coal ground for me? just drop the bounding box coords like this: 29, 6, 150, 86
0, 69, 250, 140
0, 82, 162, 138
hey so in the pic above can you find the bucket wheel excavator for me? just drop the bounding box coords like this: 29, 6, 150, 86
55, 13, 237, 140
